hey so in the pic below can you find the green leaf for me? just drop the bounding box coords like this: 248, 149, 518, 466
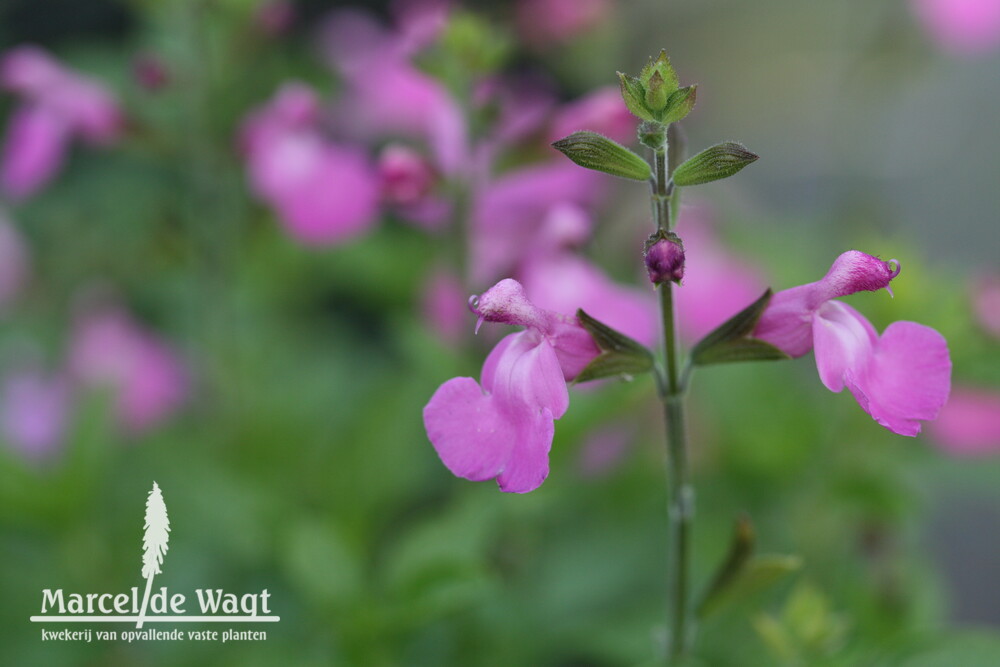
697, 515, 755, 618
574, 309, 655, 383
672, 141, 759, 186
701, 554, 803, 617
694, 338, 789, 365
552, 131, 651, 181
617, 71, 654, 121
691, 289, 789, 366
662, 85, 697, 124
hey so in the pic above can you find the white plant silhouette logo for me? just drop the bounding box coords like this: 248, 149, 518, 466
136, 481, 170, 629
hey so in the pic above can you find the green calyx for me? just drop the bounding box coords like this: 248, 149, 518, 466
617, 50, 697, 124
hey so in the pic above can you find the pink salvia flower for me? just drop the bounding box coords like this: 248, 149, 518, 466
423, 279, 599, 493
0, 46, 123, 199
754, 250, 951, 436
548, 86, 636, 146
972, 274, 1000, 339
911, 0, 1000, 56
0, 367, 71, 461
240, 83, 380, 245
515, 0, 611, 47
69, 307, 187, 434
929, 387, 1000, 456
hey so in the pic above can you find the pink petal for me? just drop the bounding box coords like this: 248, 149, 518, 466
0, 104, 70, 199
421, 268, 469, 344
488, 330, 569, 419
267, 143, 381, 245
0, 368, 71, 461
496, 407, 553, 493
471, 162, 604, 285
929, 387, 1000, 456
472, 278, 550, 331
752, 284, 816, 358
423, 376, 516, 482
548, 318, 601, 382
848, 321, 952, 436
811, 301, 878, 392
754, 250, 897, 357
911, 0, 1000, 56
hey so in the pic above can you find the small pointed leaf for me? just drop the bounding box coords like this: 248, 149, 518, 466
700, 554, 803, 617
617, 72, 654, 121
696, 515, 755, 618
574, 309, 654, 383
662, 85, 697, 124
552, 131, 651, 181
691, 289, 788, 366
672, 141, 759, 186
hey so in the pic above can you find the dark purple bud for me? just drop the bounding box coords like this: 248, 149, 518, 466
132, 54, 170, 92
644, 231, 685, 285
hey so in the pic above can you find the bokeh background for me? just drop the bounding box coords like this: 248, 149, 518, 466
0, 0, 998, 665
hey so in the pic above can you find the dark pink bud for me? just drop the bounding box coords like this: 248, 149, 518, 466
378, 144, 437, 207
132, 54, 169, 92
644, 232, 685, 285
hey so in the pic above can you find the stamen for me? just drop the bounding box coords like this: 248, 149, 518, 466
886, 259, 900, 298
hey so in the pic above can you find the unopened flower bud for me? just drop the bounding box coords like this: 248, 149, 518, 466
378, 145, 437, 206
644, 231, 685, 285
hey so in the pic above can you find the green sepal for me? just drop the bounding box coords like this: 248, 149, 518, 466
574, 309, 655, 383
552, 131, 651, 181
662, 85, 697, 124
617, 72, 654, 121
672, 141, 759, 186
690, 289, 789, 366
639, 50, 679, 95
644, 70, 669, 112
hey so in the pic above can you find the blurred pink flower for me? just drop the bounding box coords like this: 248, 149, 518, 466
972, 274, 1000, 339
421, 268, 468, 343
423, 279, 599, 492
132, 53, 170, 92
515, 0, 612, 47
0, 212, 30, 312
929, 387, 1000, 455
755, 251, 951, 436
549, 86, 636, 146
0, 46, 123, 199
519, 205, 656, 346
240, 83, 381, 245
69, 307, 187, 434
254, 0, 295, 36
911, 0, 1000, 56
321, 7, 467, 174
471, 162, 604, 285
0, 367, 71, 461
673, 211, 769, 342
577, 423, 635, 478
377, 144, 450, 230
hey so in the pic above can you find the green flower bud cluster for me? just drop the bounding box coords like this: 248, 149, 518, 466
617, 51, 697, 125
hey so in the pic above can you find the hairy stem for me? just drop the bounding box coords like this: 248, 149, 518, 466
651, 138, 692, 662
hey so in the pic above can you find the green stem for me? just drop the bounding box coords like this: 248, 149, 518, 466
651, 139, 693, 662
